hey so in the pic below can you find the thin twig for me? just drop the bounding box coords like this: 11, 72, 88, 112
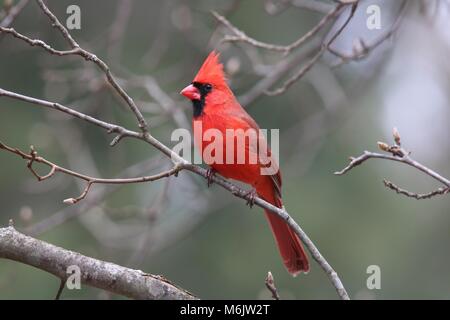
0, 141, 182, 205
335, 151, 450, 188
0, 86, 145, 146
238, 38, 322, 105
54, 278, 66, 300
184, 164, 350, 300
265, 2, 358, 96
25, 155, 165, 236
29, 0, 148, 133
383, 180, 449, 200
213, 3, 345, 55
265, 271, 280, 300
0, 26, 80, 55
0, 0, 29, 27
329, 0, 407, 67
335, 128, 450, 200
265, 0, 335, 15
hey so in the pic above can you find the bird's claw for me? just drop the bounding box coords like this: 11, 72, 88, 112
245, 189, 257, 208
206, 168, 216, 187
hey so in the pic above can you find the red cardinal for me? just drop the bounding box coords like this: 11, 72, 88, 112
180, 51, 309, 276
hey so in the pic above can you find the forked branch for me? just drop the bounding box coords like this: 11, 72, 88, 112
335, 128, 450, 200
0, 141, 182, 205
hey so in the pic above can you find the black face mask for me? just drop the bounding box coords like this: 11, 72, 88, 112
191, 82, 212, 118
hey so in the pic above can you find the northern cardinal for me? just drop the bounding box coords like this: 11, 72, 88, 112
180, 51, 309, 276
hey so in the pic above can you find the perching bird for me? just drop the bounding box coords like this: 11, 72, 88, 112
180, 51, 309, 276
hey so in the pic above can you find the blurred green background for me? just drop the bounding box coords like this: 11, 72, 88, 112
1, 0, 450, 299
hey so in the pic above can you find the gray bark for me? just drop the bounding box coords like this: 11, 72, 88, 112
0, 226, 197, 300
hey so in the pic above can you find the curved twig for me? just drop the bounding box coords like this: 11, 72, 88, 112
329, 0, 407, 67
335, 128, 450, 200
265, 2, 358, 96
0, 141, 182, 205
213, 3, 346, 55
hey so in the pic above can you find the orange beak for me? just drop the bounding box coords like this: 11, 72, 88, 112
180, 84, 201, 101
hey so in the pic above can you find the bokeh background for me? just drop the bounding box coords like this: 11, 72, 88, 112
1, 0, 450, 299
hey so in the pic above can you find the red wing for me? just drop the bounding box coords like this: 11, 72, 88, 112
225, 108, 282, 195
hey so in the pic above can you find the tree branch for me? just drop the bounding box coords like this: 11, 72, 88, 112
329, 0, 407, 67
383, 179, 449, 200
0, 0, 29, 28
0, 141, 182, 205
264, 2, 358, 96
213, 1, 358, 98
265, 271, 280, 300
0, 225, 197, 300
24, 155, 166, 236
213, 3, 345, 55
265, 0, 335, 15
28, 0, 148, 133
237, 38, 322, 105
184, 164, 350, 300
335, 128, 450, 200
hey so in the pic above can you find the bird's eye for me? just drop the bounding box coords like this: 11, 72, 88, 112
204, 83, 212, 92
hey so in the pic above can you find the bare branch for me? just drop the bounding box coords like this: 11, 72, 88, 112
238, 38, 322, 105
214, 1, 360, 98
0, 226, 197, 300
184, 164, 350, 300
383, 180, 449, 200
334, 150, 405, 176
265, 2, 358, 96
125, 75, 190, 129
0, 86, 129, 135
0, 0, 29, 27
289, 0, 335, 13
265, 0, 335, 15
11, 0, 149, 133
213, 3, 345, 55
264, 48, 324, 96
54, 278, 65, 300
335, 150, 450, 187
0, 26, 79, 55
335, 128, 450, 200
0, 141, 182, 205
265, 271, 280, 300
25, 155, 166, 236
329, 0, 407, 67
35, 0, 78, 48
0, 84, 187, 170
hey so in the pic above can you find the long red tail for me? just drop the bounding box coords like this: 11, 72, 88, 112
258, 185, 309, 276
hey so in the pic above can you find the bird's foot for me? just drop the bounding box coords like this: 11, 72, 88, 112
244, 188, 257, 208
206, 168, 216, 187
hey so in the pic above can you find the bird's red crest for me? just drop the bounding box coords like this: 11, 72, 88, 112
193, 51, 227, 88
